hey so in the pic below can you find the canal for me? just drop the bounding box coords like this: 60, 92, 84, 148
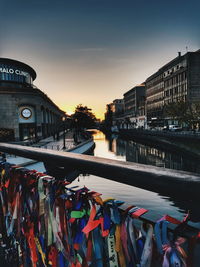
70, 130, 200, 223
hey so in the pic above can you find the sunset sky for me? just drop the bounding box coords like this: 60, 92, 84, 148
1, 0, 200, 119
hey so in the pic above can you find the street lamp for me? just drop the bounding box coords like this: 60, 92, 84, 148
62, 116, 66, 149
74, 118, 78, 143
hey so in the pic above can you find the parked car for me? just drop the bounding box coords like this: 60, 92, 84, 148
168, 125, 182, 132
162, 126, 168, 131
162, 125, 182, 131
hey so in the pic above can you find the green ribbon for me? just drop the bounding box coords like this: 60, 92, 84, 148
70, 209, 90, 218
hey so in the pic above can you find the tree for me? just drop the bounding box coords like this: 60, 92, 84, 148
72, 104, 97, 129
104, 104, 113, 128
164, 100, 200, 129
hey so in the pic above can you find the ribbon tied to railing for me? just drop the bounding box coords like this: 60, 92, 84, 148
0, 161, 199, 266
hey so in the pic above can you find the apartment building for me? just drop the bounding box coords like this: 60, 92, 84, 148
146, 50, 200, 126
123, 84, 146, 127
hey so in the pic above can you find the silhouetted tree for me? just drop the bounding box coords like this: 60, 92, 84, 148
72, 104, 97, 129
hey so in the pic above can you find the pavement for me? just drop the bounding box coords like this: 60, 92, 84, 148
33, 130, 75, 150
4, 130, 76, 166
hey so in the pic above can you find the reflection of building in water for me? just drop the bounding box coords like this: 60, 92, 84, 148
126, 141, 149, 165
146, 147, 166, 168
108, 136, 114, 152
106, 134, 200, 173
125, 141, 185, 170
107, 137, 126, 156
111, 138, 116, 153
115, 139, 126, 156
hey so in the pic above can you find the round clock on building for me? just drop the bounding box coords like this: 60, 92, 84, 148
21, 108, 32, 119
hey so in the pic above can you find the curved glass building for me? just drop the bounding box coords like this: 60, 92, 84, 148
0, 58, 65, 141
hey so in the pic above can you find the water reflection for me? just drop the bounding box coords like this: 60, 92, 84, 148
84, 130, 200, 222
27, 130, 200, 221
107, 134, 200, 173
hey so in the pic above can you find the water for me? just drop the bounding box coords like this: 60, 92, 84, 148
111, 136, 200, 173
25, 130, 200, 223
70, 130, 200, 223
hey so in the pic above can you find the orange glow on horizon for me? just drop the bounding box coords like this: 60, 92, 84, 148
94, 111, 104, 121
60, 104, 104, 120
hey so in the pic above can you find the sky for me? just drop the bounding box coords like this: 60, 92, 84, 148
0, 0, 200, 119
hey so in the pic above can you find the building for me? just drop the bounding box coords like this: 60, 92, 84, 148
112, 99, 124, 116
146, 50, 200, 127
0, 58, 66, 141
123, 84, 146, 128
111, 99, 124, 128
137, 94, 146, 128
104, 103, 113, 129
104, 99, 125, 131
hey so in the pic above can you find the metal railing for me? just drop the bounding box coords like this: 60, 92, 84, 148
118, 128, 200, 142
33, 141, 74, 151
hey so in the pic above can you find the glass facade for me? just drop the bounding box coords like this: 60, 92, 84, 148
0, 63, 32, 84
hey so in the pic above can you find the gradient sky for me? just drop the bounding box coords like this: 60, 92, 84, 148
1, 0, 200, 119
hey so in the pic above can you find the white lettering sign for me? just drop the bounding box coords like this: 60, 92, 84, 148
0, 67, 28, 77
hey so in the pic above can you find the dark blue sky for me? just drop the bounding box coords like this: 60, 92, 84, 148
1, 0, 200, 117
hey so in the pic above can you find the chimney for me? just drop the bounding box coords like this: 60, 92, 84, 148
178, 52, 181, 57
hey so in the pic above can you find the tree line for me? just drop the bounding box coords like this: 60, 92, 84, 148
164, 100, 200, 129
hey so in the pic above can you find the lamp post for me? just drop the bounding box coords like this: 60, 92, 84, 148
74, 118, 78, 143
62, 117, 66, 149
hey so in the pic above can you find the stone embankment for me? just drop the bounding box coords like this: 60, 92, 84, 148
118, 128, 200, 160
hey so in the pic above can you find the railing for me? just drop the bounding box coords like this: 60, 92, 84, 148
0, 142, 200, 199
1, 141, 200, 252
0, 161, 199, 266
33, 141, 74, 151
119, 128, 200, 140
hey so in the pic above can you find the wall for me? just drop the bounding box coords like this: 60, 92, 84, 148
0, 89, 64, 141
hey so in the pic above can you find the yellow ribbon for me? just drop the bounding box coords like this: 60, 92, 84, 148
115, 225, 126, 266
35, 237, 47, 267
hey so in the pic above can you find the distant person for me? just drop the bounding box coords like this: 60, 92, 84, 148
0, 152, 6, 162
56, 132, 60, 141
73, 132, 78, 143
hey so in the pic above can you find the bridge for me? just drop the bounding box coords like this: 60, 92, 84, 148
0, 141, 200, 266
0, 142, 200, 199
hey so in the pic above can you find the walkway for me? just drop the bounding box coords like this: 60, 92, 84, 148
5, 130, 76, 166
